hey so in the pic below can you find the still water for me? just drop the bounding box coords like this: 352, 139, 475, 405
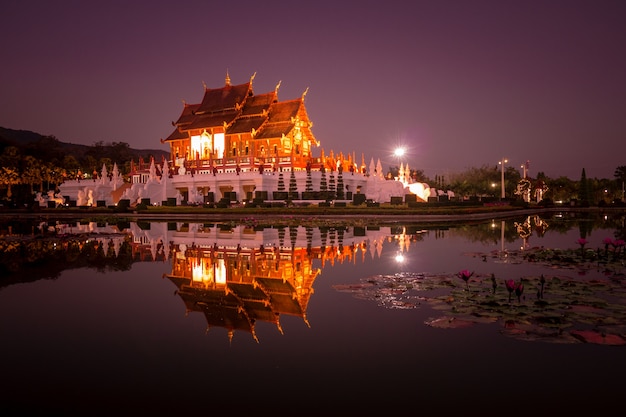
1, 211, 625, 416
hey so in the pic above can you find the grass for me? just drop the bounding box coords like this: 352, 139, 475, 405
130, 201, 528, 216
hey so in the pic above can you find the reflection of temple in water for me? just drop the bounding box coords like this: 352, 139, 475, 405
128, 221, 411, 342
2, 219, 421, 342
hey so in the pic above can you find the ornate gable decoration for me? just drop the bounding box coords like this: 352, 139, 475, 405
167, 74, 317, 147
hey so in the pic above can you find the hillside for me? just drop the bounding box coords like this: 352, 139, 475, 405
0, 126, 169, 162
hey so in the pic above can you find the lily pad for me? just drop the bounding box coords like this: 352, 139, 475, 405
335, 265, 626, 346
570, 330, 626, 345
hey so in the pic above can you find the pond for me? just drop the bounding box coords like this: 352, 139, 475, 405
1, 210, 625, 416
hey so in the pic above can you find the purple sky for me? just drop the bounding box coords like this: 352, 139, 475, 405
2, 0, 625, 180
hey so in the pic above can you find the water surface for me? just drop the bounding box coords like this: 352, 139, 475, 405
1, 212, 624, 415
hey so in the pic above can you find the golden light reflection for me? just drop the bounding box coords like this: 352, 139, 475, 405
21, 221, 427, 344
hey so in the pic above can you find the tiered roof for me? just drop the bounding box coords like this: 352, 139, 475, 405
162, 73, 314, 144
254, 99, 306, 139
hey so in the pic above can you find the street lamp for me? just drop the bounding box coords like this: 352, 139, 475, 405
498, 158, 508, 200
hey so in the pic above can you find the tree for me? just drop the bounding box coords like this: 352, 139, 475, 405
24, 135, 64, 164
277, 172, 285, 192
41, 162, 64, 192
21, 155, 42, 193
0, 146, 21, 200
0, 166, 21, 199
320, 166, 328, 195
578, 168, 591, 207
615, 166, 626, 202
410, 168, 427, 183
288, 170, 298, 200
336, 167, 345, 199
62, 155, 81, 178
0, 145, 21, 169
328, 170, 336, 199
546, 176, 576, 203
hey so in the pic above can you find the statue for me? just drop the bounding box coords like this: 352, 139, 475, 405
34, 192, 46, 207
47, 190, 65, 207
176, 156, 186, 175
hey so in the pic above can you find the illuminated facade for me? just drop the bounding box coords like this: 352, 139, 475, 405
162, 72, 322, 174
127, 221, 389, 342
59, 73, 427, 205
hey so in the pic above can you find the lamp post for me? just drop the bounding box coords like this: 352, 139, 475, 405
499, 158, 508, 200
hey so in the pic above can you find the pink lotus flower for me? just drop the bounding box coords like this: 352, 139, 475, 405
458, 269, 474, 290
505, 279, 516, 302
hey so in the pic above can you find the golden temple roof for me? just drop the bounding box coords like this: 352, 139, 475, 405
195, 81, 251, 115
164, 75, 316, 147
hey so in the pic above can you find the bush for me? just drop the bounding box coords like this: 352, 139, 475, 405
538, 197, 554, 207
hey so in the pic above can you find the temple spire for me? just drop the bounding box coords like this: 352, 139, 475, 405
225, 70, 231, 86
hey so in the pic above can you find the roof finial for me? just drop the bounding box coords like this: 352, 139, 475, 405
302, 87, 309, 100
250, 72, 256, 84
202, 80, 207, 89
225, 70, 231, 86
275, 80, 282, 94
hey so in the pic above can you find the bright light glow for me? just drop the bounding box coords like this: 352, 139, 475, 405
394, 147, 406, 158
214, 132, 225, 158
407, 182, 431, 202
394, 253, 405, 263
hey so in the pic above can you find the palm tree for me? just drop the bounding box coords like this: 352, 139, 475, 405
0, 166, 21, 199
21, 155, 42, 193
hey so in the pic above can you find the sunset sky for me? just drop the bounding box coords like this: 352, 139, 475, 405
2, 0, 625, 180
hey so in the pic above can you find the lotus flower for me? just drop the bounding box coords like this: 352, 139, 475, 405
576, 238, 588, 258
505, 279, 516, 302
515, 281, 524, 302
458, 269, 474, 290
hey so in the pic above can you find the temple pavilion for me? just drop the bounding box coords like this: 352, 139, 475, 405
161, 72, 347, 175
59, 73, 416, 206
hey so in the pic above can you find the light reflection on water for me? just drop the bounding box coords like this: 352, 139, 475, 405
0, 212, 625, 415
